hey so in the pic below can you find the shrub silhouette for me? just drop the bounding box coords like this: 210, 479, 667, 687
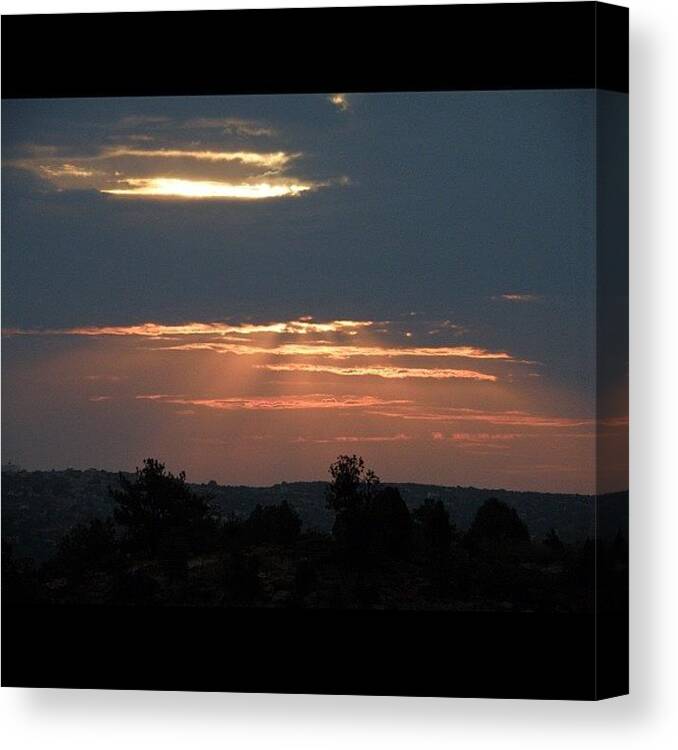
112, 458, 216, 557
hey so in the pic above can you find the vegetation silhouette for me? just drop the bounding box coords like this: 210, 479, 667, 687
1, 455, 628, 613
464, 497, 530, 559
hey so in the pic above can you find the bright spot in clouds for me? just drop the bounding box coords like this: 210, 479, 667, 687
328, 93, 350, 111
101, 177, 314, 200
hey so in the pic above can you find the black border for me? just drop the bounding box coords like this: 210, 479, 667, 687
2, 2, 628, 99
1, 605, 628, 699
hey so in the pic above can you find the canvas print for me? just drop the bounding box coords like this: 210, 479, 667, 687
1, 3, 628, 699
2, 89, 628, 608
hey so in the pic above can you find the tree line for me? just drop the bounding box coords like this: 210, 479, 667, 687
2, 455, 628, 612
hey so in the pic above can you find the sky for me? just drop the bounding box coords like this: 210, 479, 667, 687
1, 91, 628, 493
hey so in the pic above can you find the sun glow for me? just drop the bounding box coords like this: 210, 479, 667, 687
101, 177, 314, 200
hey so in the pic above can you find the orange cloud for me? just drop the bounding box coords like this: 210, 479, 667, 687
256, 363, 497, 381
136, 394, 411, 411
294, 433, 411, 444
160, 341, 516, 361
372, 406, 592, 428
3, 320, 521, 365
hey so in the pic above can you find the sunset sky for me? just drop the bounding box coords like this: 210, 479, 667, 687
1, 91, 627, 493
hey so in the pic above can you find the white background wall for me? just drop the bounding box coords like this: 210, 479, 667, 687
1, 1, 676, 748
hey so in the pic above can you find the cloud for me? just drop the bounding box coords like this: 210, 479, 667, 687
371, 406, 593, 428
4, 318, 374, 338
101, 147, 293, 169
328, 94, 350, 111
136, 394, 411, 411
11, 124, 337, 201
115, 114, 275, 138
84, 374, 126, 382
117, 115, 171, 127
40, 163, 95, 178
183, 118, 275, 137
101, 177, 315, 200
256, 363, 497, 381
157, 341, 518, 362
294, 433, 411, 444
4, 318, 522, 385
495, 293, 541, 302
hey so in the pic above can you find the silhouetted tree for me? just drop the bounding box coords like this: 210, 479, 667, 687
327, 455, 380, 552
112, 458, 216, 557
543, 527, 565, 557
367, 486, 413, 559
465, 497, 530, 557
413, 498, 453, 559
326, 454, 379, 514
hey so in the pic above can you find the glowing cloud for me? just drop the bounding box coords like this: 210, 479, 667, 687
136, 394, 410, 411
40, 164, 94, 178
13, 128, 340, 202
3, 319, 373, 337
371, 406, 593, 428
328, 93, 350, 111
101, 177, 314, 200
101, 147, 293, 169
256, 363, 497, 381
158, 341, 516, 361
294, 433, 411, 444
